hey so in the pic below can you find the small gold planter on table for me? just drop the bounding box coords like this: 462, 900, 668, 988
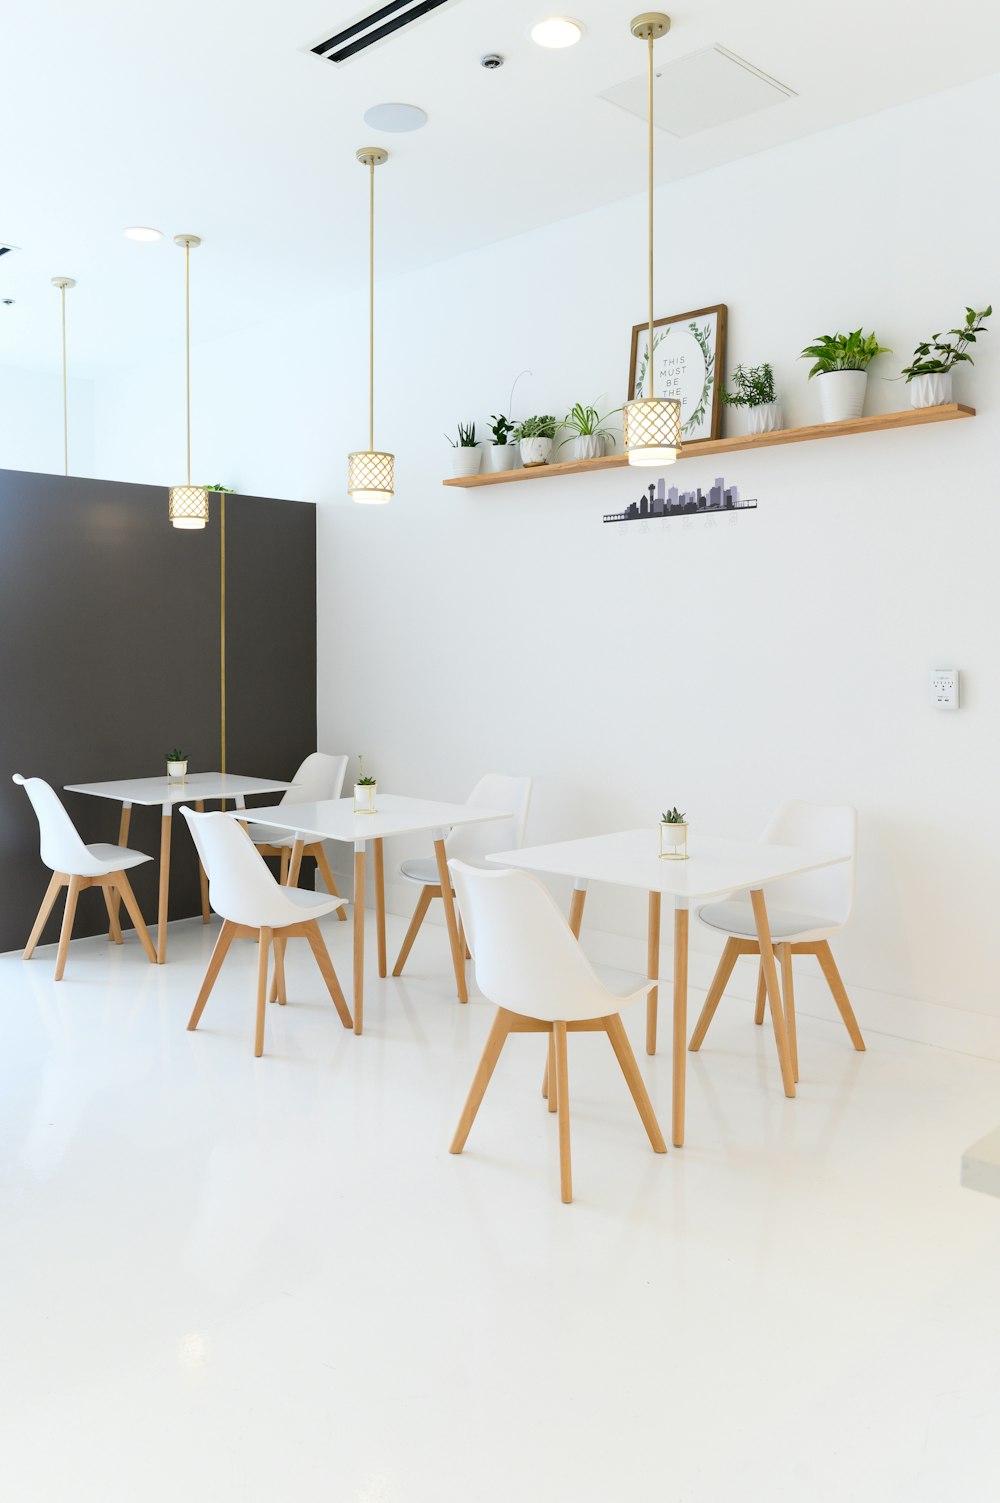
659, 820, 688, 861
354, 782, 377, 815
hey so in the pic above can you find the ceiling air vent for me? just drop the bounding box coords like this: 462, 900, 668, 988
0, 243, 19, 258
310, 0, 453, 64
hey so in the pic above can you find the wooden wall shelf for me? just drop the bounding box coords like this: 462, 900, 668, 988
442, 403, 975, 489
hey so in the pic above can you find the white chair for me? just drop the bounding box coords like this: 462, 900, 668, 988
393, 774, 533, 978
252, 752, 349, 918
448, 860, 666, 1204
181, 808, 352, 1057
689, 800, 864, 1080
13, 773, 156, 979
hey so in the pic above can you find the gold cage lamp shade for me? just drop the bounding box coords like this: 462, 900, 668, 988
168, 484, 209, 528
347, 448, 394, 505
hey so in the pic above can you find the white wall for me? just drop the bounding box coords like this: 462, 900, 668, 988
0, 364, 94, 478
89, 72, 1000, 1029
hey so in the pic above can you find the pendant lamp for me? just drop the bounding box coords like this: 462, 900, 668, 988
348, 147, 395, 504
623, 13, 682, 468
168, 234, 209, 528
51, 276, 76, 475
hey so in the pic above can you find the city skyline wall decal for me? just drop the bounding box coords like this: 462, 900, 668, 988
603, 474, 758, 525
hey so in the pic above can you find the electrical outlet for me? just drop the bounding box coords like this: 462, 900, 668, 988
931, 669, 960, 710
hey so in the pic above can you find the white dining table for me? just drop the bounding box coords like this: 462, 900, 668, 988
234, 794, 512, 1035
64, 772, 293, 963
488, 829, 850, 1146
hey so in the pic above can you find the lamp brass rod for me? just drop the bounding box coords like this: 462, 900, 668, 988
220, 491, 226, 774
184, 240, 192, 485
647, 30, 654, 400
369, 158, 375, 452
60, 284, 69, 475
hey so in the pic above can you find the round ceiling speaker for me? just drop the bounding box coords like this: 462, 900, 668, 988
362, 102, 428, 133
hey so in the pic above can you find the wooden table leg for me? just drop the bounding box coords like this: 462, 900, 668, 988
109, 801, 132, 937
194, 800, 210, 923
750, 888, 796, 1098
156, 806, 172, 965
353, 841, 366, 1035
672, 901, 688, 1147
287, 838, 305, 887
646, 890, 662, 1056
374, 837, 386, 979
434, 836, 468, 1003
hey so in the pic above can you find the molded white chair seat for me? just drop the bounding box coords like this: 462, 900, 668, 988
182, 808, 352, 1056
400, 857, 440, 885
448, 860, 666, 1204
247, 823, 298, 848
251, 752, 349, 918
81, 842, 152, 874
699, 900, 837, 945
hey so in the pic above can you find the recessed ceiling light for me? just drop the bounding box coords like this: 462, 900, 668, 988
362, 102, 428, 133
531, 17, 583, 48
124, 226, 163, 242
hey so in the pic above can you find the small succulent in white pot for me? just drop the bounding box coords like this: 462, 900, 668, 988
445, 422, 481, 478
558, 401, 621, 462
721, 362, 782, 435
900, 304, 990, 408
800, 329, 890, 423
659, 806, 688, 861
166, 747, 188, 782
354, 754, 377, 814
513, 414, 558, 467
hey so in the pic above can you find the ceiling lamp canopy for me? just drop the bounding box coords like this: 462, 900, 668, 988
348, 147, 395, 505
168, 234, 209, 528
624, 12, 682, 468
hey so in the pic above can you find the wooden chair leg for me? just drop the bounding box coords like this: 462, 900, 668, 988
255, 928, 272, 1057
116, 874, 158, 964
272, 935, 288, 1006
187, 920, 237, 1031
750, 890, 796, 1098
102, 886, 124, 944
314, 845, 348, 920
279, 847, 290, 886
688, 939, 742, 1051
450, 1008, 512, 1153
816, 941, 866, 1051
305, 922, 354, 1029
54, 876, 83, 981
545, 1032, 557, 1112
754, 960, 767, 1025
392, 886, 434, 976
553, 1021, 572, 1203
779, 943, 799, 1083
23, 873, 65, 959
605, 1014, 667, 1152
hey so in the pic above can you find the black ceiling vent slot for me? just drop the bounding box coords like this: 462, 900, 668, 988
0, 245, 18, 258
311, 0, 451, 63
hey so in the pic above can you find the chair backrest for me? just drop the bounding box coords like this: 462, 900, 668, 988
446, 774, 533, 866
280, 752, 348, 806
759, 800, 857, 927
181, 808, 303, 929
13, 774, 93, 873
449, 859, 611, 1022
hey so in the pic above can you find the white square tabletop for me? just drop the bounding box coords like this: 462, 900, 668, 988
64, 772, 293, 807
236, 793, 512, 844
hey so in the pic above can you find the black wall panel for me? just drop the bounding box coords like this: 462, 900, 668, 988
0, 468, 316, 953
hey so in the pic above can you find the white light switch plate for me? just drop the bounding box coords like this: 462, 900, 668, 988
931, 669, 960, 709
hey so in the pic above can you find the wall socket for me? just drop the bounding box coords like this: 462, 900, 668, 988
931, 668, 960, 710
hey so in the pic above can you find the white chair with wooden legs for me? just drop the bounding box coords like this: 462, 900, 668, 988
13, 773, 156, 980
181, 808, 352, 1057
689, 801, 864, 1081
448, 859, 666, 1204
393, 774, 533, 979
251, 752, 349, 919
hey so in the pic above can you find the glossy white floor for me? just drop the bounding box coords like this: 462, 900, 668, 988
2, 909, 999, 1503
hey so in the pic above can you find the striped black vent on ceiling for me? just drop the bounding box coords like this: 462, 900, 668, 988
311, 0, 450, 63
0, 245, 17, 258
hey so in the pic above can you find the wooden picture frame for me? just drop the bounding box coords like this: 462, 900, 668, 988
628, 303, 727, 445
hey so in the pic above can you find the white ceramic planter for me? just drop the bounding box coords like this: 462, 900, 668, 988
908, 371, 953, 408
449, 447, 482, 478
519, 436, 553, 467
747, 401, 783, 435
486, 444, 517, 472
816, 370, 868, 423
566, 435, 603, 462
166, 760, 187, 782
659, 822, 688, 860
354, 782, 377, 814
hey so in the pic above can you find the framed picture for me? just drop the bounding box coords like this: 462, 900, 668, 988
628, 303, 727, 444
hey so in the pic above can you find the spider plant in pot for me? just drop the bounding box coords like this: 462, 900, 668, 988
558, 402, 621, 462
513, 414, 558, 467
900, 305, 990, 408
721, 363, 782, 435
166, 747, 188, 782
445, 422, 481, 478
659, 806, 688, 861
800, 329, 890, 423
354, 754, 377, 815
485, 413, 517, 472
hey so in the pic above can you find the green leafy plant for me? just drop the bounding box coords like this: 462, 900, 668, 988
488, 414, 515, 446
722, 363, 776, 408
445, 422, 478, 448
900, 305, 991, 380
203, 484, 235, 492
166, 748, 187, 762
356, 754, 376, 787
558, 401, 620, 449
800, 329, 890, 377
661, 807, 687, 824
512, 414, 558, 441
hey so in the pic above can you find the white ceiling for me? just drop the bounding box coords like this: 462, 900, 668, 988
2, 0, 999, 377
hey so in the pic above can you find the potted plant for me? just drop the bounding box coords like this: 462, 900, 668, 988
354, 754, 377, 815
900, 305, 990, 408
485, 413, 518, 472
513, 414, 558, 467
166, 747, 188, 783
445, 422, 481, 478
558, 402, 620, 461
800, 329, 890, 423
721, 363, 782, 435
659, 806, 688, 861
